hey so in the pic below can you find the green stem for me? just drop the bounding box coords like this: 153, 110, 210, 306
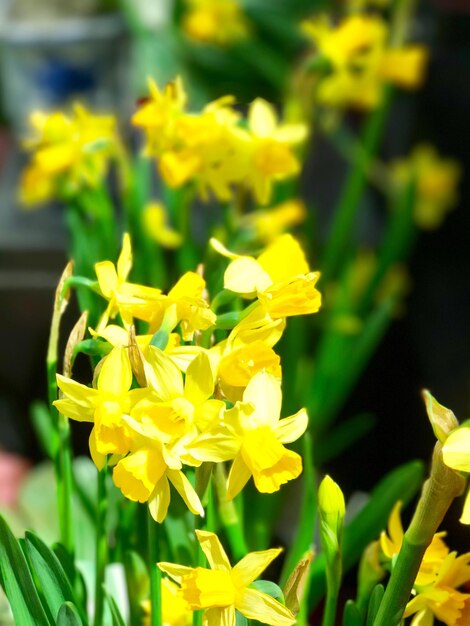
148, 511, 163, 626
94, 462, 109, 626
372, 444, 465, 626
321, 582, 340, 626
321, 87, 392, 284
213, 465, 248, 561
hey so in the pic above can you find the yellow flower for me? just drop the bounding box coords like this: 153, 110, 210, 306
192, 370, 308, 498
210, 305, 285, 402
238, 200, 307, 244
132, 77, 187, 156
391, 145, 461, 230
380, 501, 449, 587
245, 99, 307, 205
404, 551, 470, 626
211, 234, 321, 318
54, 347, 148, 460
143, 202, 182, 248
302, 15, 427, 110
182, 0, 250, 46
20, 104, 119, 205
142, 578, 192, 626
442, 427, 470, 524
159, 530, 295, 626
95, 233, 163, 331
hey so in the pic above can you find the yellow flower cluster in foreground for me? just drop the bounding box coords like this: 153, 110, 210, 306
132, 78, 307, 205
54, 232, 321, 522
381, 502, 470, 626
302, 14, 428, 109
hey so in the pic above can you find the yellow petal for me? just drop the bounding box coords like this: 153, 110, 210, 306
195, 530, 232, 571
53, 398, 94, 422
257, 234, 309, 284
148, 475, 171, 523
191, 435, 240, 464
209, 238, 242, 261
95, 261, 118, 298
236, 588, 295, 626
56, 374, 98, 408
98, 347, 133, 394
442, 427, 470, 472
460, 488, 470, 525
117, 233, 133, 282
226, 454, 252, 500
89, 428, 106, 470
167, 469, 205, 517
158, 562, 194, 583
145, 346, 184, 400
274, 409, 308, 444
224, 258, 272, 295
248, 99, 277, 138
185, 352, 215, 405
243, 371, 281, 426
232, 548, 282, 586
204, 607, 235, 626
113, 448, 167, 503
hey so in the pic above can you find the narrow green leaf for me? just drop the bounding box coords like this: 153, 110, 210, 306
56, 602, 83, 626
250, 580, 285, 604
342, 600, 363, 626
314, 414, 376, 465
235, 611, 249, 626
366, 584, 385, 626
24, 532, 87, 625
53, 544, 88, 612
105, 593, 127, 626
0, 516, 51, 626
30, 401, 59, 459
124, 551, 149, 626
307, 461, 424, 608
280, 432, 316, 586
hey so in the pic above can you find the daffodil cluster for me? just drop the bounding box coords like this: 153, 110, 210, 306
380, 502, 470, 626
132, 78, 307, 205
182, 0, 250, 46
20, 104, 121, 206
53, 232, 320, 522
301, 14, 427, 109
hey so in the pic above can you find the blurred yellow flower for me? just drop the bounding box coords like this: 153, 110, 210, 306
403, 551, 470, 626
143, 201, 182, 248
142, 578, 192, 626
302, 15, 427, 109
159, 530, 295, 626
239, 200, 307, 244
380, 501, 449, 587
20, 104, 119, 206
182, 0, 250, 46
391, 145, 461, 230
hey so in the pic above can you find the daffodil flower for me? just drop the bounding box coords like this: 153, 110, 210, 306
192, 370, 308, 498
211, 234, 321, 318
142, 577, 192, 626
182, 0, 250, 46
159, 530, 296, 626
54, 347, 149, 461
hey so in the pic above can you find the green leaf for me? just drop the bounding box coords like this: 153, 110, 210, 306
124, 551, 149, 626
105, 593, 127, 626
307, 461, 424, 609
30, 401, 59, 459
24, 532, 87, 625
235, 611, 249, 626
314, 413, 376, 465
280, 432, 316, 586
0, 516, 51, 626
342, 600, 363, 626
56, 602, 83, 626
250, 580, 285, 604
366, 584, 384, 626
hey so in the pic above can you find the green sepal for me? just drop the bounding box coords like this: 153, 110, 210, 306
0, 516, 51, 626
